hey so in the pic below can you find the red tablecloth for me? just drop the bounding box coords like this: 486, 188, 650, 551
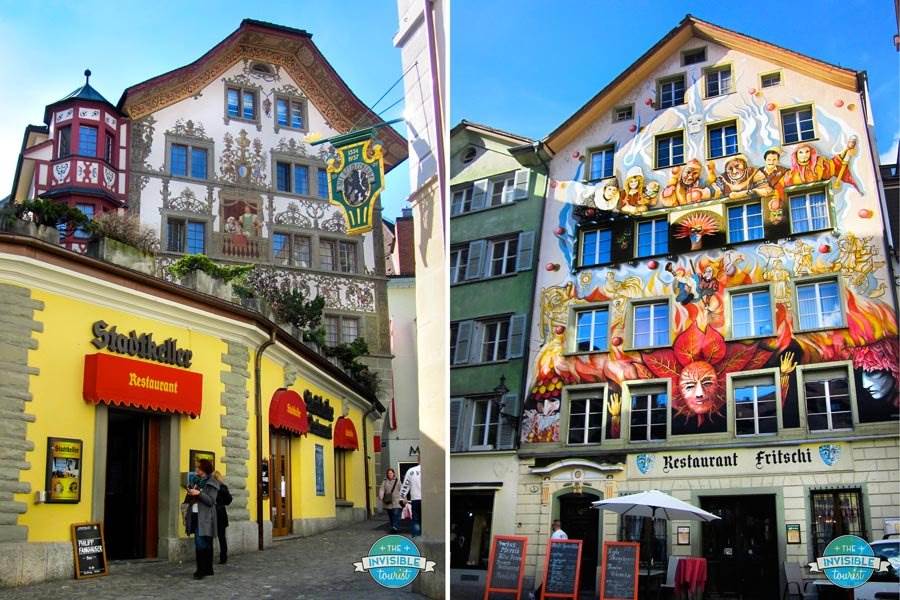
675, 557, 708, 593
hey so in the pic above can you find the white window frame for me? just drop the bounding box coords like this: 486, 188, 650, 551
789, 190, 831, 234
657, 75, 685, 108
655, 131, 684, 169
450, 246, 468, 284
730, 288, 773, 339
574, 307, 609, 353
635, 218, 668, 257
795, 279, 843, 331
630, 301, 670, 349
707, 121, 739, 159
799, 364, 855, 433
580, 228, 612, 267
587, 146, 614, 181
781, 105, 815, 144
469, 398, 500, 450
451, 187, 472, 215
488, 236, 518, 277
760, 71, 782, 88
727, 202, 764, 243
489, 175, 516, 206
481, 319, 510, 362
733, 375, 778, 436
613, 105, 633, 122
566, 395, 604, 445
629, 387, 668, 442
705, 66, 732, 98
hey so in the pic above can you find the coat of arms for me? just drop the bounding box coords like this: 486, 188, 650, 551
325, 136, 385, 235
635, 454, 655, 475
819, 444, 841, 467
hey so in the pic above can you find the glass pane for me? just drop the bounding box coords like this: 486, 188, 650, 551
587, 428, 602, 444
186, 222, 205, 254
242, 91, 255, 119
273, 233, 288, 262
293, 165, 309, 195
570, 399, 586, 416
588, 410, 603, 428
650, 424, 666, 440
276, 99, 288, 126
318, 168, 329, 198
758, 416, 777, 434
276, 162, 290, 192
808, 414, 829, 431
166, 220, 185, 253
832, 412, 853, 429
568, 428, 584, 444
170, 144, 187, 177
227, 88, 240, 117
291, 102, 303, 129
190, 148, 207, 179
736, 419, 755, 435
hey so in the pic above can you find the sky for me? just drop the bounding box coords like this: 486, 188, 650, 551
0, 0, 411, 221
451, 0, 900, 164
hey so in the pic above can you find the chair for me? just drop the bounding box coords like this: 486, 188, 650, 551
656, 556, 679, 600
782, 561, 815, 600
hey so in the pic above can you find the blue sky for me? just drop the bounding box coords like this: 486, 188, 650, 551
0, 1, 410, 220
451, 0, 899, 164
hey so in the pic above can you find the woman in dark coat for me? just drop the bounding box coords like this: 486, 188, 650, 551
187, 458, 219, 579
213, 470, 232, 564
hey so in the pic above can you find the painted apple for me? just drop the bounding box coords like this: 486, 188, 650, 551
629, 124, 637, 133
765, 102, 776, 111
554, 226, 566, 236
546, 262, 559, 271
748, 87, 757, 95
585, 208, 597, 217
647, 259, 659, 270
819, 244, 831, 254
611, 336, 623, 347
645, 97, 654, 106
848, 103, 857, 111
858, 208, 873, 219
554, 325, 566, 335
834, 99, 844, 108
572, 151, 582, 160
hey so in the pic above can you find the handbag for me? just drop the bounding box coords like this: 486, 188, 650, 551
383, 479, 398, 506
401, 502, 413, 521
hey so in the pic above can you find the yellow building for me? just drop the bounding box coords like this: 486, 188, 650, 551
0, 232, 380, 585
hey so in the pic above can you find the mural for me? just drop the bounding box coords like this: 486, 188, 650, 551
523, 95, 898, 444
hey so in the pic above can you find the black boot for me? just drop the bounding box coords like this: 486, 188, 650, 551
203, 546, 215, 576
193, 543, 203, 579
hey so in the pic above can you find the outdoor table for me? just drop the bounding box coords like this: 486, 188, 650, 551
674, 557, 707, 599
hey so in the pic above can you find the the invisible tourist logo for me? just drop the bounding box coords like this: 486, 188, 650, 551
809, 535, 891, 588
354, 534, 435, 588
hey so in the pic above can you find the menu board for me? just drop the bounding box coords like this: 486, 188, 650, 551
483, 535, 528, 600
599, 542, 638, 600
71, 522, 108, 579
541, 539, 582, 599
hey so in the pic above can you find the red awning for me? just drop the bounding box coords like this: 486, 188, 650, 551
333, 416, 359, 450
269, 388, 309, 436
83, 353, 202, 417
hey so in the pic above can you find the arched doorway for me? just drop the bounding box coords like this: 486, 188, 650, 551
558, 491, 600, 596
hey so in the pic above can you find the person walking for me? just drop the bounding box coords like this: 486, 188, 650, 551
399, 463, 421, 538
186, 458, 219, 579
213, 470, 232, 564
379, 468, 402, 533
550, 519, 568, 539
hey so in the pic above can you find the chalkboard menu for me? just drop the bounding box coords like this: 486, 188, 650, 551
541, 539, 582, 599
600, 542, 639, 600
483, 535, 528, 600
71, 522, 108, 579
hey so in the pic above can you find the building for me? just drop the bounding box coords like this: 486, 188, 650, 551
0, 231, 381, 585
509, 15, 900, 598
8, 18, 409, 547
394, 0, 447, 597
447, 121, 545, 595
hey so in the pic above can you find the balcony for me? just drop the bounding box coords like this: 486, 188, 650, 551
37, 156, 126, 202
209, 231, 270, 262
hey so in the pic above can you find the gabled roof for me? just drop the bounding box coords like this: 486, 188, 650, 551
117, 19, 407, 169
545, 14, 860, 154
43, 71, 118, 124
451, 119, 534, 145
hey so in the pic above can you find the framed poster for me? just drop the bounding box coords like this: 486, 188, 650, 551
676, 526, 691, 545
46, 438, 83, 503
786, 524, 801, 544
315, 444, 325, 496
884, 518, 900, 536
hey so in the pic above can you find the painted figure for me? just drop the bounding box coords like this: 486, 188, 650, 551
660, 159, 710, 206
781, 138, 858, 188
643, 181, 661, 206
539, 283, 584, 342
665, 262, 697, 305
240, 205, 262, 236
224, 216, 239, 234
763, 258, 792, 307
832, 233, 886, 297
697, 264, 719, 309
673, 211, 720, 251
620, 166, 648, 214
603, 271, 644, 324
756, 148, 789, 223
679, 360, 719, 417
790, 240, 814, 276
708, 155, 771, 201
594, 178, 621, 211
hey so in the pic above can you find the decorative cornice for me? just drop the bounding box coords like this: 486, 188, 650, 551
165, 118, 212, 141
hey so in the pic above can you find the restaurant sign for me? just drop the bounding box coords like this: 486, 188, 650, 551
91, 320, 193, 368
628, 443, 851, 479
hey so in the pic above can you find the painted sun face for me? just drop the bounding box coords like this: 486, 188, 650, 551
726, 160, 746, 182
797, 146, 812, 165
681, 166, 700, 187
679, 361, 719, 415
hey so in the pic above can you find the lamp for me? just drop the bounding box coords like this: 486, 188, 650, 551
494, 375, 509, 412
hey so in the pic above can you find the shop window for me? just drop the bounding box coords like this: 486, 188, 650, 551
450, 491, 494, 569
588, 146, 614, 181
74, 204, 94, 239
789, 190, 830, 233
727, 202, 764, 243
733, 374, 778, 436
810, 489, 865, 558
469, 398, 499, 450
656, 75, 685, 108
613, 105, 633, 122
226, 86, 257, 121
574, 307, 609, 352
317, 168, 328, 199
166, 218, 205, 254
796, 279, 842, 330
272, 232, 311, 267
579, 228, 612, 267
620, 516, 668, 568
761, 71, 782, 88
275, 97, 306, 130
636, 218, 668, 257
781, 105, 815, 144
630, 386, 667, 441
631, 301, 669, 348
707, 121, 738, 158
804, 367, 853, 431
78, 125, 98, 157
487, 236, 518, 277
334, 449, 349, 500
451, 187, 472, 216
568, 396, 603, 444
705, 65, 732, 98
58, 126, 71, 159
655, 131, 684, 168
450, 245, 469, 284
730, 288, 773, 338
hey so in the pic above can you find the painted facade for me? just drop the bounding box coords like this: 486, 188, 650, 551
508, 16, 899, 598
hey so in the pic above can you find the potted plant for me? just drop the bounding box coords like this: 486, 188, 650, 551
167, 255, 253, 300
86, 211, 159, 274
0, 199, 86, 245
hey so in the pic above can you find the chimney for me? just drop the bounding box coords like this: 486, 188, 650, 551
395, 209, 415, 276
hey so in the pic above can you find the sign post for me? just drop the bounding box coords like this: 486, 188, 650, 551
483, 535, 528, 600
71, 522, 108, 579
599, 541, 639, 600
541, 538, 582, 600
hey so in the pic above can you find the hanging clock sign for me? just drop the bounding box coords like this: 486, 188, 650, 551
326, 136, 385, 235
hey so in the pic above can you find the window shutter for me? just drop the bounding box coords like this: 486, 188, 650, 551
513, 169, 530, 201
470, 179, 489, 210
454, 321, 473, 365
516, 231, 535, 272
507, 314, 526, 359
497, 393, 521, 450
469, 322, 484, 364
450, 398, 463, 451
466, 239, 486, 280
501, 392, 522, 419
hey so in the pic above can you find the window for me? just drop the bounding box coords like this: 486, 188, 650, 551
319, 239, 357, 273
170, 144, 188, 177
630, 388, 667, 441
789, 190, 830, 233
731, 289, 773, 338
614, 105, 633, 122
275, 97, 305, 129
319, 240, 335, 271
682, 47, 706, 65
727, 203, 764, 243
451, 187, 472, 215
166, 218, 205, 254
191, 148, 207, 179
796, 280, 842, 330
708, 121, 738, 158
169, 143, 208, 179
470, 399, 499, 449
293, 165, 309, 196
705, 66, 732, 98
805, 369, 853, 431
78, 125, 98, 157
761, 71, 781, 88
334, 449, 349, 500
324, 315, 360, 346
636, 218, 668, 257
461, 147, 478, 163
655, 132, 684, 169
781, 106, 815, 143
242, 90, 256, 120
338, 240, 358, 273
487, 236, 518, 277
580, 228, 612, 267
272, 232, 311, 267
275, 161, 313, 195
575, 308, 609, 352
481, 319, 510, 362
105, 135, 114, 163
588, 146, 614, 181
621, 516, 668, 567
276, 162, 291, 192
74, 204, 94, 239
324, 316, 340, 345
568, 396, 603, 444
450, 323, 460, 363
810, 490, 865, 558
450, 246, 468, 284
227, 88, 240, 118
489, 174, 516, 207
657, 75, 685, 108
341, 317, 359, 343
734, 375, 778, 435
58, 126, 71, 158
317, 168, 328, 199
226, 87, 257, 120
632, 302, 669, 348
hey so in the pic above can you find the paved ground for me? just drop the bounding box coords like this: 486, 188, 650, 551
0, 519, 432, 599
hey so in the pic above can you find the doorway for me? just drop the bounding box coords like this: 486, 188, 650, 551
700, 494, 778, 599
104, 408, 159, 560
270, 431, 292, 536
558, 492, 600, 595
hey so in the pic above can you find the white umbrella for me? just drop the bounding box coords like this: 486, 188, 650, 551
591, 489, 720, 522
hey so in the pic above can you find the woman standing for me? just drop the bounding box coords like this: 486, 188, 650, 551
213, 471, 232, 565
186, 458, 219, 579
379, 468, 402, 533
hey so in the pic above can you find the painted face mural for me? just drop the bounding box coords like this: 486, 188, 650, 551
679, 361, 718, 415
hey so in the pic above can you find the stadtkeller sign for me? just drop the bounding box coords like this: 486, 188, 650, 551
629, 442, 850, 478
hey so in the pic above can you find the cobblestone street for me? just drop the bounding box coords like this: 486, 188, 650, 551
0, 520, 431, 600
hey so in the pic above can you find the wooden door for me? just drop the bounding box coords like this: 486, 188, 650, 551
270, 431, 292, 536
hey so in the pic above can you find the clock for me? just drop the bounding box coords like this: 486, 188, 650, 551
337, 162, 375, 207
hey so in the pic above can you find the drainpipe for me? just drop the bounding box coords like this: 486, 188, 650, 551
254, 328, 277, 551
362, 403, 379, 517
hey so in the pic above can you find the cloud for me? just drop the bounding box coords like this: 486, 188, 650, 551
881, 133, 899, 165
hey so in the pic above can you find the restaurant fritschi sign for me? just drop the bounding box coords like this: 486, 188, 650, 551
91, 320, 193, 368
